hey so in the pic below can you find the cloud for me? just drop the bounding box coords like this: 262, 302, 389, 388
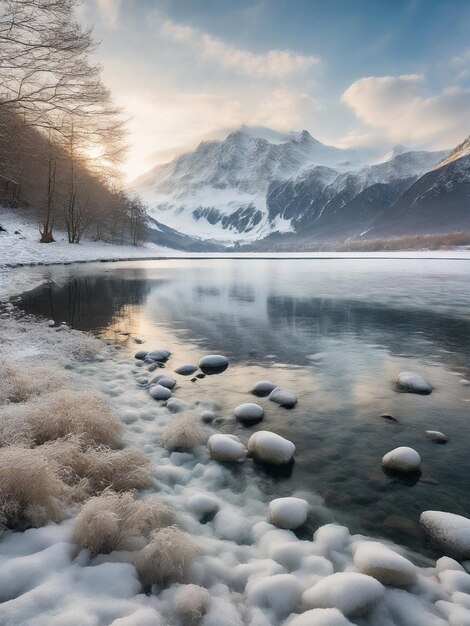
95, 0, 121, 28
341, 74, 470, 149
160, 18, 319, 79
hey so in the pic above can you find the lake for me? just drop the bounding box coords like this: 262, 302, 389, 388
17, 257, 470, 556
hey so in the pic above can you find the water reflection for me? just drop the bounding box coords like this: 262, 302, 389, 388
16, 258, 470, 555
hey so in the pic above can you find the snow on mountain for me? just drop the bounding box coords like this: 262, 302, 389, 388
436, 135, 470, 169
133, 125, 451, 246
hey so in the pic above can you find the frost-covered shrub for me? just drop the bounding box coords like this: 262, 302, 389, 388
160, 415, 207, 451
0, 358, 69, 405
135, 526, 200, 587
173, 584, 210, 624
0, 445, 67, 530
73, 491, 175, 555
0, 389, 124, 447
42, 439, 151, 495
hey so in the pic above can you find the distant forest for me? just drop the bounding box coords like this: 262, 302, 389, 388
0, 0, 146, 245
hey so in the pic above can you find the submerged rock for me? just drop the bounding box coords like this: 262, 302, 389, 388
353, 541, 417, 587
252, 380, 277, 397
175, 364, 198, 376
396, 371, 433, 394
199, 354, 229, 374
302, 572, 384, 616
426, 430, 448, 444
150, 374, 176, 389
200, 410, 216, 423
269, 387, 298, 408
148, 384, 172, 401
382, 447, 421, 472
268, 497, 309, 529
420, 511, 470, 559
147, 349, 171, 362
234, 402, 264, 425
248, 431, 295, 465
208, 434, 246, 462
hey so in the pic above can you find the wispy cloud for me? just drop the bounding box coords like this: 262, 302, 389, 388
160, 17, 319, 79
95, 0, 122, 29
341, 74, 470, 149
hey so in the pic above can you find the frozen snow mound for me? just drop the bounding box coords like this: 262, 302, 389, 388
420, 511, 470, 560
382, 446, 421, 473
245, 573, 302, 619
248, 431, 295, 465
233, 402, 264, 425
208, 434, 246, 462
286, 608, 354, 626
302, 572, 385, 616
396, 371, 433, 394
268, 497, 309, 529
353, 541, 417, 587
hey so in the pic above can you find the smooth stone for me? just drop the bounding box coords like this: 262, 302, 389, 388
47, 319, 55, 327
208, 434, 246, 462
420, 511, 470, 560
135, 350, 148, 360
396, 371, 433, 394
234, 402, 264, 425
200, 410, 216, 423
380, 413, 399, 423
148, 385, 172, 401
268, 497, 309, 529
248, 431, 295, 465
134, 338, 144, 344
353, 541, 417, 587
147, 349, 171, 362
199, 354, 229, 374
175, 363, 198, 376
302, 572, 384, 616
287, 609, 353, 626
148, 363, 158, 372
269, 387, 297, 408
149, 374, 176, 389
252, 380, 277, 397
382, 447, 421, 472
426, 430, 448, 444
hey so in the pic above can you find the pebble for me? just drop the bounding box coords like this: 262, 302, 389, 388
252, 380, 277, 397
148, 385, 172, 401
199, 354, 229, 374
268, 387, 298, 408
175, 364, 198, 375
234, 402, 264, 425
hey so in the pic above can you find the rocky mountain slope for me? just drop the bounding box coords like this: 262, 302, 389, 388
133, 126, 470, 249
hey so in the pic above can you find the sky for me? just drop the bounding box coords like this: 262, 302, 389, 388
78, 0, 470, 180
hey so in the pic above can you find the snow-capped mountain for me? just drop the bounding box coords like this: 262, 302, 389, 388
133, 126, 457, 247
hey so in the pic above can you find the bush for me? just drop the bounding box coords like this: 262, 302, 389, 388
160, 415, 207, 452
0, 446, 68, 530
0, 358, 69, 405
135, 526, 200, 587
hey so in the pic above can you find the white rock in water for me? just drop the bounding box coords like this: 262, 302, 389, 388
208, 434, 246, 462
382, 447, 421, 472
268, 497, 309, 529
234, 402, 264, 424
148, 384, 172, 401
246, 574, 302, 618
175, 364, 198, 375
199, 354, 229, 372
252, 380, 277, 397
287, 608, 354, 626
269, 387, 298, 408
397, 371, 433, 394
426, 430, 448, 443
150, 374, 176, 389
353, 541, 417, 587
302, 572, 384, 616
248, 430, 295, 465
187, 493, 220, 518
420, 511, 470, 559
47, 319, 55, 327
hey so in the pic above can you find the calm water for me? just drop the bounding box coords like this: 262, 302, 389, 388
17, 258, 470, 554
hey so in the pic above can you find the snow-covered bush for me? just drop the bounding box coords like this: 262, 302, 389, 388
161, 414, 207, 451
0, 358, 69, 405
